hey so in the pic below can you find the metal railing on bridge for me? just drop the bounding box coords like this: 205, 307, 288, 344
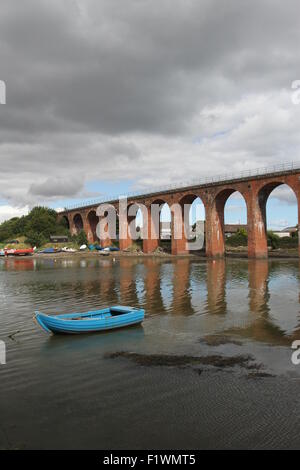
58, 160, 300, 213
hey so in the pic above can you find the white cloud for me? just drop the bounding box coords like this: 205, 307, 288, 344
0, 1, 300, 208
0, 205, 29, 223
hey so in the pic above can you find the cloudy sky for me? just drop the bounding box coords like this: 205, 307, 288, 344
0, 0, 299, 228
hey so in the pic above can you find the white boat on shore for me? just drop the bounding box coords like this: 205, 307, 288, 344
62, 247, 77, 253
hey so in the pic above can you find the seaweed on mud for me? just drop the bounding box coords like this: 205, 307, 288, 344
200, 335, 243, 347
247, 371, 276, 379
7, 331, 21, 342
106, 351, 258, 370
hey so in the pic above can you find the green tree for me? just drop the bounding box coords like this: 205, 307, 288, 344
75, 230, 88, 246
25, 231, 46, 248
0, 206, 70, 244
267, 231, 280, 250
226, 228, 248, 247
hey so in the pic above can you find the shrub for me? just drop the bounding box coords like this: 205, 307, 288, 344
73, 230, 88, 246
278, 236, 298, 248
267, 231, 280, 250
25, 231, 46, 248
226, 229, 248, 247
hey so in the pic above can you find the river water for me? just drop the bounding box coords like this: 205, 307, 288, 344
0, 255, 300, 449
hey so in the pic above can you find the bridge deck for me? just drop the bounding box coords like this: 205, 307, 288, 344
60, 161, 300, 213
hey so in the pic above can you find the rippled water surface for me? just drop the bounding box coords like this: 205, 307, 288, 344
0, 256, 300, 449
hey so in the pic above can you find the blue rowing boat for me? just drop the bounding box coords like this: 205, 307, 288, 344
34, 306, 145, 334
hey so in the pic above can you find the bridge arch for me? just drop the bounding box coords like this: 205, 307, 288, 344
206, 188, 248, 258
119, 202, 147, 251
73, 213, 84, 235
255, 181, 298, 256
173, 193, 206, 254
143, 198, 171, 253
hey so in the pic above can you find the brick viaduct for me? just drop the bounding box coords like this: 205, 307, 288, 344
57, 166, 300, 258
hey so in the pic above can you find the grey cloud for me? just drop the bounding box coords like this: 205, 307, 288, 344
0, 0, 300, 209
29, 176, 85, 198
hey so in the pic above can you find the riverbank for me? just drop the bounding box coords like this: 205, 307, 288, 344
1, 247, 298, 260
29, 247, 299, 259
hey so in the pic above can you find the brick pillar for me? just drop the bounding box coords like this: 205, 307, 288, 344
205, 200, 225, 258
83, 218, 95, 244
119, 215, 133, 251
143, 206, 159, 253
247, 192, 268, 259
69, 217, 77, 237
171, 206, 185, 255
98, 216, 112, 248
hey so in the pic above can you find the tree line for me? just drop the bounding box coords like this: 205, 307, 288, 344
0, 207, 69, 247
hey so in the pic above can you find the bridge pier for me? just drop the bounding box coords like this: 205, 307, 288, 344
171, 206, 187, 255
84, 218, 95, 244
68, 216, 77, 237
247, 190, 268, 259
143, 206, 159, 253
97, 214, 113, 247
119, 214, 134, 251
205, 200, 225, 258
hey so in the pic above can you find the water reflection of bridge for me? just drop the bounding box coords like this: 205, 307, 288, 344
3, 257, 300, 345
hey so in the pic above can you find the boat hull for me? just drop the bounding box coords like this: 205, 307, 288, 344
5, 248, 34, 256
35, 306, 144, 335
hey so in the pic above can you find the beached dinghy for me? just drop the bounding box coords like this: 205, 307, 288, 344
34, 306, 144, 334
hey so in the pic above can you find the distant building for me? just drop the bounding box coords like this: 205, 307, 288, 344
224, 224, 247, 237
50, 235, 68, 243
273, 226, 298, 238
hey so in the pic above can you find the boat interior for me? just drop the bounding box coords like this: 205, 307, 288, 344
63, 307, 134, 321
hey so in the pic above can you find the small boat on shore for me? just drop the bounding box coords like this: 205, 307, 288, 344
62, 247, 77, 253
5, 248, 34, 256
34, 305, 145, 334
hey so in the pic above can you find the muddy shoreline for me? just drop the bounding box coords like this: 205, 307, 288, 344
25, 249, 299, 260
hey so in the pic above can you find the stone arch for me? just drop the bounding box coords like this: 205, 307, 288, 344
173, 193, 206, 254
154, 198, 171, 251
206, 188, 248, 258
129, 202, 147, 244
73, 213, 84, 234
255, 181, 298, 256
119, 202, 147, 251
143, 198, 171, 253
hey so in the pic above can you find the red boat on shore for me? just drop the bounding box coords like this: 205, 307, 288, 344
5, 248, 34, 256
